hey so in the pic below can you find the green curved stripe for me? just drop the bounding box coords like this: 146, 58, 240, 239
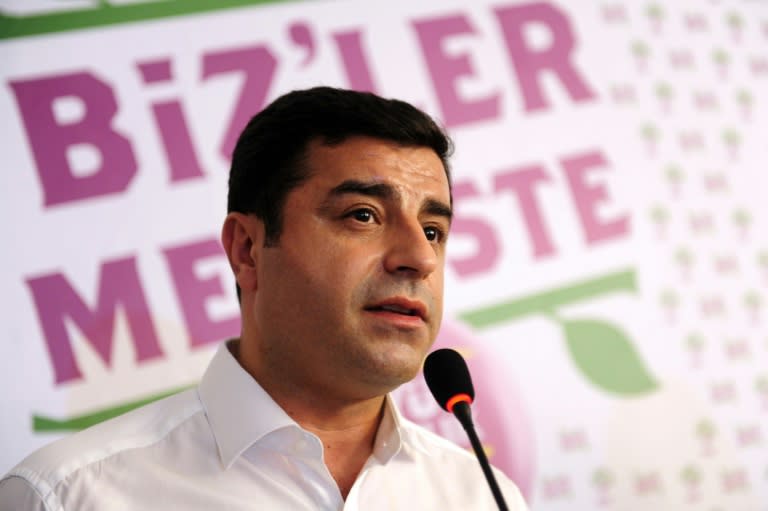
33, 384, 195, 432
459, 269, 636, 328
0, 0, 302, 41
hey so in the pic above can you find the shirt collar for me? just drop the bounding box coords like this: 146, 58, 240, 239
198, 340, 297, 469
382, 393, 431, 460
198, 339, 426, 468
371, 394, 402, 463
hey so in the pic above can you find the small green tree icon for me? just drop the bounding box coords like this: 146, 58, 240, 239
660, 289, 679, 323
756, 374, 768, 411
726, 12, 744, 42
641, 123, 660, 155
631, 40, 651, 71
685, 332, 705, 367
758, 251, 768, 283
681, 464, 702, 502
646, 4, 665, 33
744, 290, 762, 323
696, 418, 717, 455
675, 246, 694, 280
592, 467, 615, 506
736, 89, 754, 120
712, 49, 730, 78
649, 204, 669, 238
656, 82, 674, 112
665, 163, 685, 196
722, 129, 741, 160
732, 208, 751, 238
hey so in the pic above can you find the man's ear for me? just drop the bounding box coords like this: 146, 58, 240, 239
221, 212, 264, 295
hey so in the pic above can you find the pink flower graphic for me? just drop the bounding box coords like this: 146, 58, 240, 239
394, 318, 535, 500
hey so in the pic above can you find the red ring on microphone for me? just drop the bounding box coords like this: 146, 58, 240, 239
445, 393, 473, 413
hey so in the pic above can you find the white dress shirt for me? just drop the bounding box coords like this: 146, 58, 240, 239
0, 341, 528, 510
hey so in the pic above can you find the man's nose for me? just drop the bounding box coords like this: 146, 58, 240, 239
383, 220, 439, 278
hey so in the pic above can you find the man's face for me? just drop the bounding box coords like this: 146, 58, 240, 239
251, 136, 451, 400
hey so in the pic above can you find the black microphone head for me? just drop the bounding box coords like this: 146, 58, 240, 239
423, 348, 475, 412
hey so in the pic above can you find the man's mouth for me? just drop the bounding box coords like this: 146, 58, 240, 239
365, 298, 427, 321
373, 304, 419, 316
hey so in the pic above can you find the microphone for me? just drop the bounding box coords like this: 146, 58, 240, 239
423, 348, 509, 511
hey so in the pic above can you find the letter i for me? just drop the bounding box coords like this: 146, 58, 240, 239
332, 30, 378, 93
137, 58, 204, 182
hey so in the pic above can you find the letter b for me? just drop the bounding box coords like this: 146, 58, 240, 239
9, 71, 137, 207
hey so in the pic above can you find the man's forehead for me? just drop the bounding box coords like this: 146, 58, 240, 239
304, 137, 448, 187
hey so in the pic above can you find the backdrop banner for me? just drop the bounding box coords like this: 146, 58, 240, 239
1, 1, 767, 508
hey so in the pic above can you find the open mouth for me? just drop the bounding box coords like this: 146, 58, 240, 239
368, 304, 420, 316
365, 298, 426, 321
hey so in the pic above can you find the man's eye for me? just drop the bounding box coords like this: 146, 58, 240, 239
350, 209, 374, 222
424, 226, 442, 242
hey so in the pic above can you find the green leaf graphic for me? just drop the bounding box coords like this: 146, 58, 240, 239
561, 319, 657, 395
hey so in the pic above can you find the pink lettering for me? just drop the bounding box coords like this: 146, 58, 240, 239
138, 58, 205, 183
202, 45, 277, 160
494, 2, 595, 111
413, 14, 500, 127
448, 181, 501, 276
494, 165, 555, 258
561, 151, 629, 244
163, 239, 239, 348
333, 29, 379, 93
9, 72, 137, 206
685, 14, 708, 31
26, 257, 162, 384
288, 22, 316, 67
750, 57, 768, 75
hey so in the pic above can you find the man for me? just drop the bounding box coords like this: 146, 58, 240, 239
1, 87, 527, 510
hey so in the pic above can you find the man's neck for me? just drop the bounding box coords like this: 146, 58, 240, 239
303, 402, 384, 500
267, 385, 386, 500
233, 339, 386, 499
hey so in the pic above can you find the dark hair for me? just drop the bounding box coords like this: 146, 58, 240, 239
227, 86, 453, 245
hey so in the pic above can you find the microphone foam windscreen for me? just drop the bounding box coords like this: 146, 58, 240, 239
423, 348, 475, 411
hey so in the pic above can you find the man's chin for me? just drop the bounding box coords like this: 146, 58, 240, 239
362, 356, 424, 393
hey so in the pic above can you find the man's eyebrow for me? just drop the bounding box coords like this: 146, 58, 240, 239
327, 179, 397, 200
422, 198, 453, 223
324, 179, 452, 221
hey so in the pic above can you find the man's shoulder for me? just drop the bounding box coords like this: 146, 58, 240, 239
4, 388, 203, 493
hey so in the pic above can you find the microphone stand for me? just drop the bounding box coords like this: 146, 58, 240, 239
452, 401, 509, 511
